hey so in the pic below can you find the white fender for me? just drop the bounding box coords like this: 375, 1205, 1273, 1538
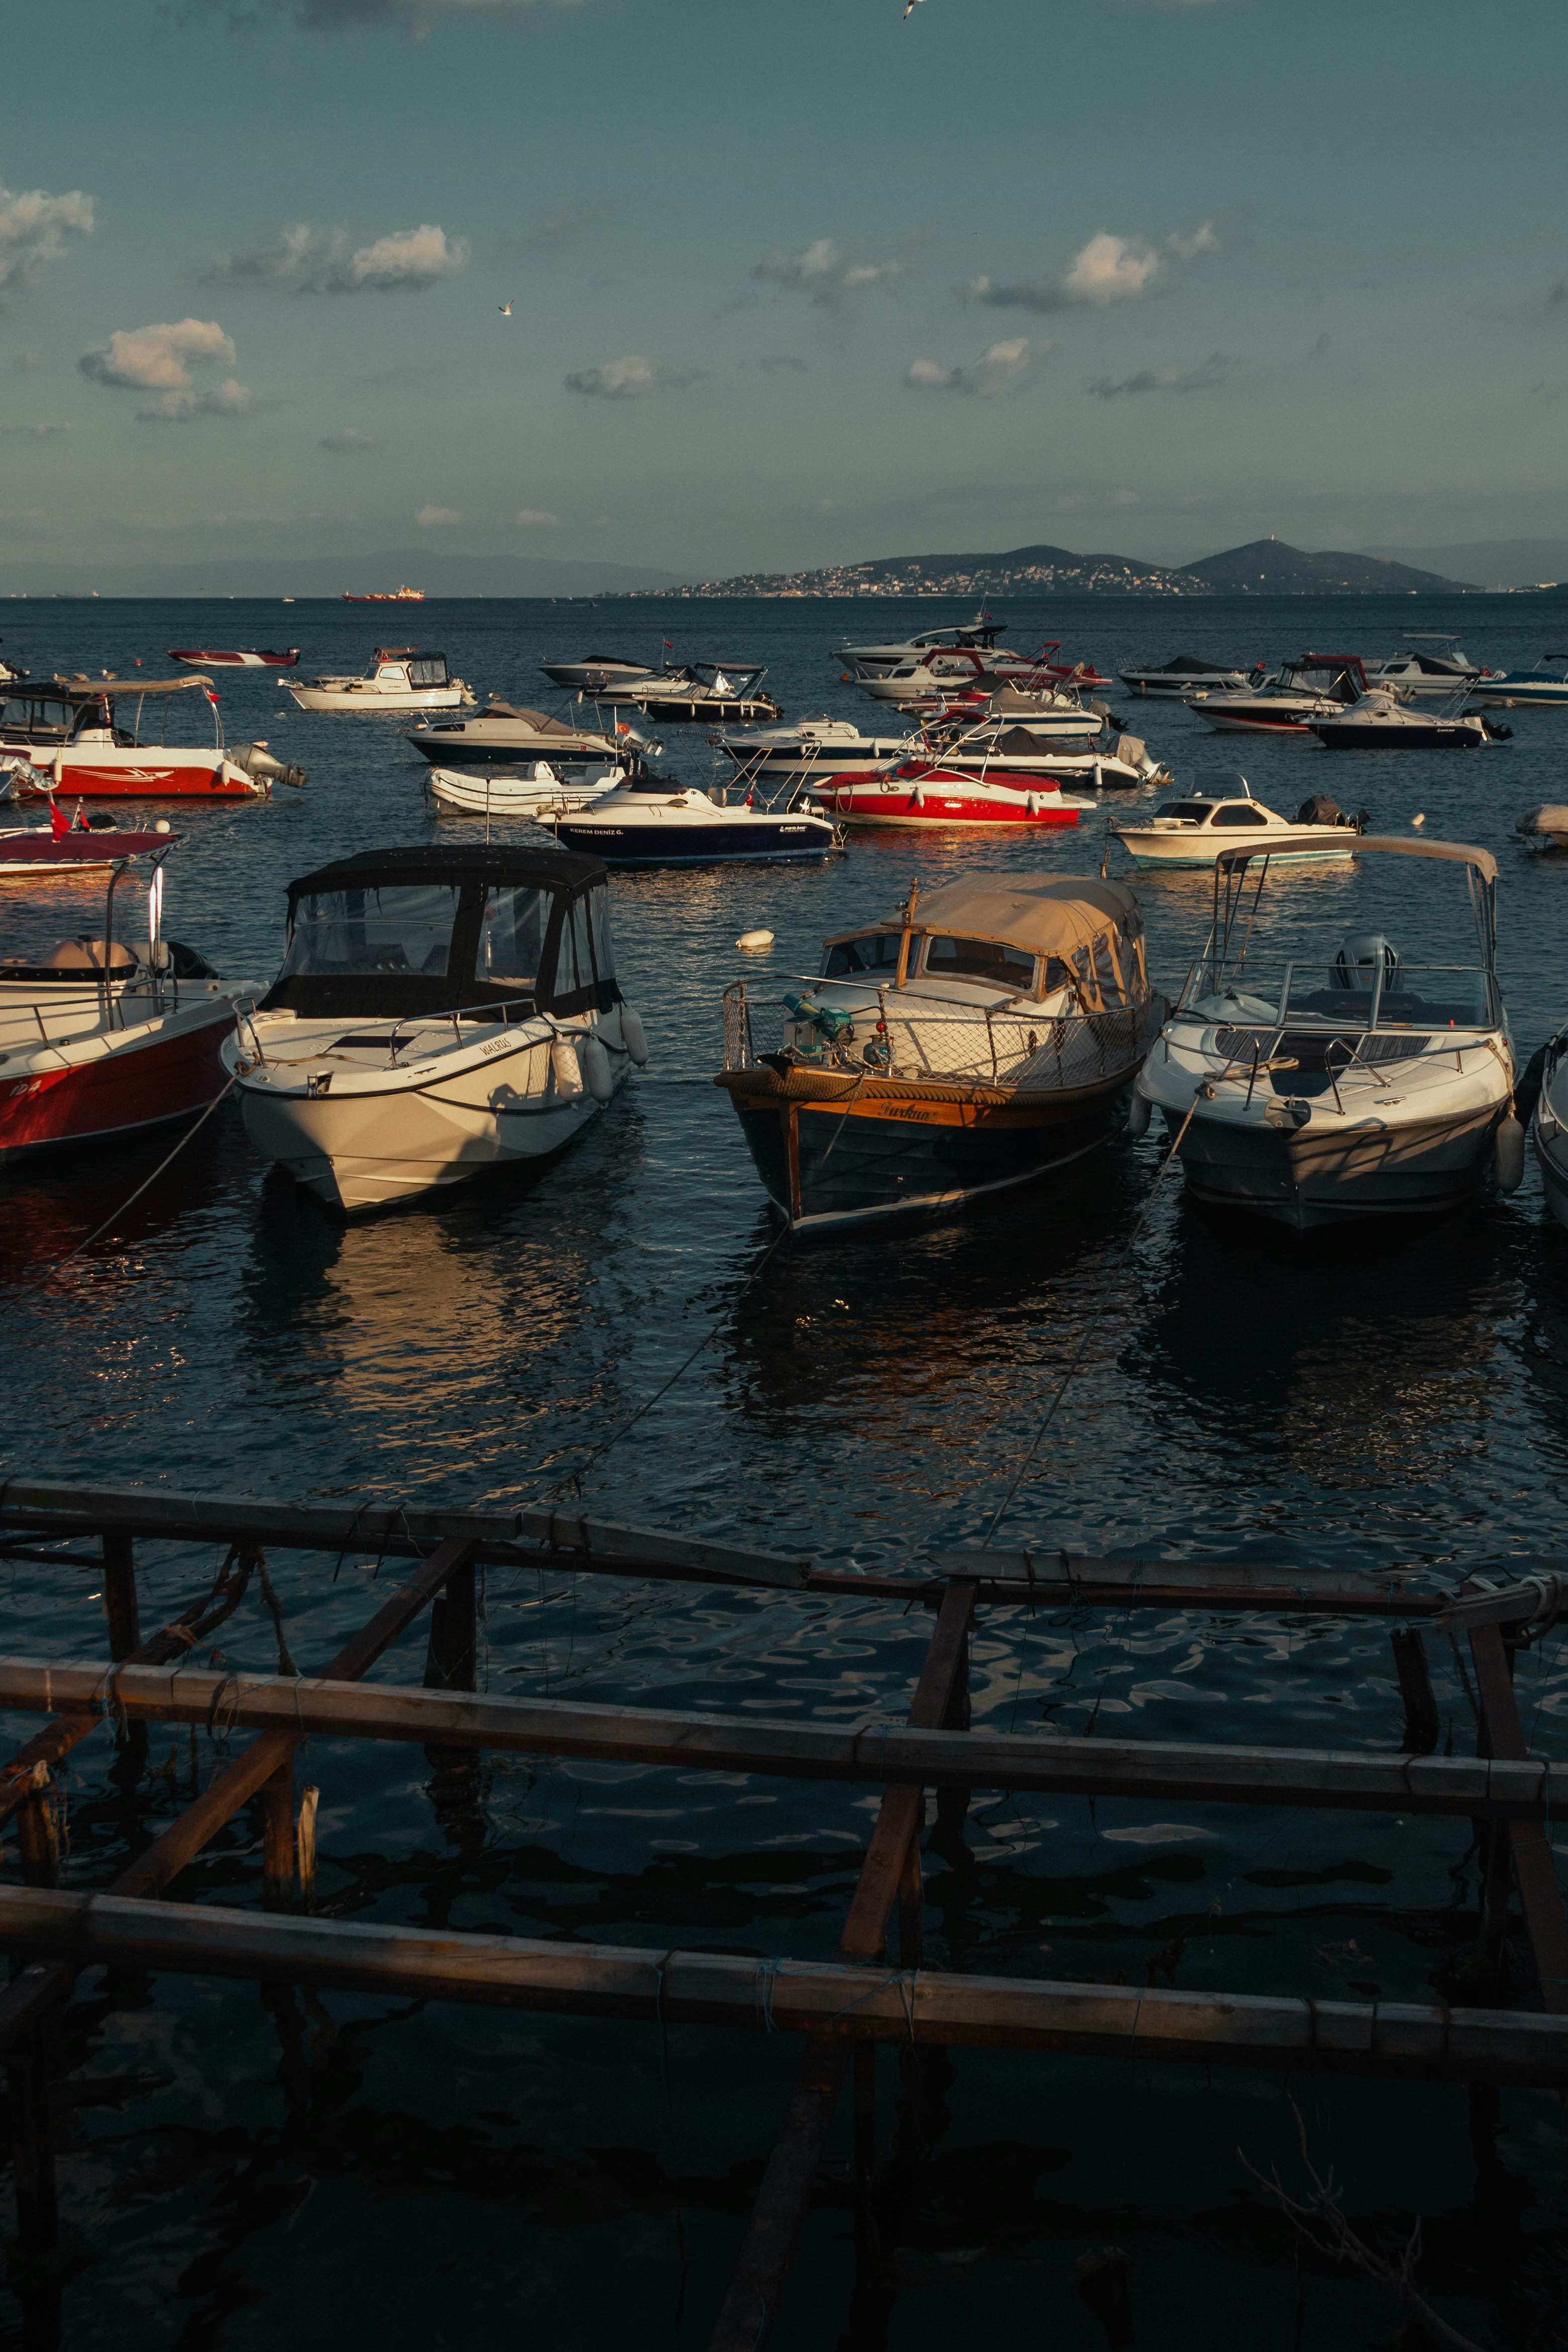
620, 1003, 650, 1064
1026, 793, 1041, 817
1125, 1088, 1152, 1140
1495, 1115, 1525, 1194
549, 1036, 585, 1100
582, 1033, 613, 1104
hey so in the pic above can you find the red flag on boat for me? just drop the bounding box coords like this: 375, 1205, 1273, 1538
49, 800, 67, 839
203, 688, 219, 706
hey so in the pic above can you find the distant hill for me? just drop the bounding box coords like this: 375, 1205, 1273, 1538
632, 542, 1211, 598
1369, 539, 1568, 591
1183, 538, 1478, 594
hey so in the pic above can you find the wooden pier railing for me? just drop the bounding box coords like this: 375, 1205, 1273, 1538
0, 1475, 1563, 2352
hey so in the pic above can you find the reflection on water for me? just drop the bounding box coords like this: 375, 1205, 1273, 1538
2, 596, 1566, 2351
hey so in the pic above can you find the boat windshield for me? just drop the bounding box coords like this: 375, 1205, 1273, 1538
1187, 962, 1494, 1032
823, 932, 905, 978
1154, 801, 1216, 822
925, 935, 1037, 991
475, 885, 549, 989
279, 883, 461, 979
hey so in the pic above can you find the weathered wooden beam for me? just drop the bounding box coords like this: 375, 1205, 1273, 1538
2, 1657, 1560, 1822
2, 1885, 1566, 2085
100, 1529, 140, 1660
928, 1550, 1448, 1619
1390, 1628, 1441, 1757
0, 1480, 809, 1591
1470, 1625, 1568, 2016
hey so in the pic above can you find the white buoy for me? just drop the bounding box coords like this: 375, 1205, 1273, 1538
735, 930, 774, 952
549, 1036, 585, 1100
1412, 813, 1426, 827
620, 1004, 650, 1065
154, 819, 171, 834
581, 1033, 613, 1104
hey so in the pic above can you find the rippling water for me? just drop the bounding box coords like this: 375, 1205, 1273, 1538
4, 595, 1567, 2350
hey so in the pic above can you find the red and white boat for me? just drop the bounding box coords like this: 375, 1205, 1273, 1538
852, 643, 1115, 706
168, 647, 300, 669
0, 838, 241, 1165
0, 807, 175, 881
810, 760, 1093, 829
0, 674, 269, 800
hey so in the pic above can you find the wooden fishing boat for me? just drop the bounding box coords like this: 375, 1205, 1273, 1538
714, 874, 1159, 1232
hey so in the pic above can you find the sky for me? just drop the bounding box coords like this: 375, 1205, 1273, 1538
2, 0, 1567, 589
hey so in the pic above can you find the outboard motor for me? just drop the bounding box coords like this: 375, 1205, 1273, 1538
1332, 934, 1400, 990
229, 740, 308, 791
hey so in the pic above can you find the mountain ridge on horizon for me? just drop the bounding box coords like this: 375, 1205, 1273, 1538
622, 536, 1479, 599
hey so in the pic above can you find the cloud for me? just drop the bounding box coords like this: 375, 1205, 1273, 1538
0, 422, 67, 440
564, 355, 695, 398
415, 504, 460, 525
905, 338, 1037, 396
139, 379, 254, 424
753, 238, 903, 304
1090, 354, 1227, 397
0, 185, 95, 293
11, 353, 39, 375
1551, 277, 1568, 307
318, 428, 382, 453
516, 508, 558, 525
966, 222, 1218, 313
78, 319, 254, 424
206, 220, 468, 293
758, 352, 807, 373
205, 0, 587, 28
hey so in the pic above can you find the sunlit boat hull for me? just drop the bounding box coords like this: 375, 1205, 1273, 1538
715, 1063, 1132, 1232
1161, 1100, 1504, 1230
18, 747, 265, 799
0, 997, 234, 1164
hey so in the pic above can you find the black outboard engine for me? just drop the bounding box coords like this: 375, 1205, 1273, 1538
1294, 792, 1344, 828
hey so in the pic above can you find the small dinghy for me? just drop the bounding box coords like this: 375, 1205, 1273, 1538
714, 873, 1160, 1232
169, 647, 300, 669
426, 761, 623, 817
1109, 775, 1366, 868
0, 835, 240, 1165
541, 770, 839, 866
224, 844, 647, 1214
1133, 836, 1515, 1229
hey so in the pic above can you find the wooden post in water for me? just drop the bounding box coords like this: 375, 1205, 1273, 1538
102, 1527, 146, 1779
7, 2019, 60, 2350
1470, 1624, 1568, 2014
261, 1763, 294, 1911
296, 1786, 319, 1914
15, 1767, 59, 1890
1389, 1628, 1440, 1755
423, 1557, 478, 1692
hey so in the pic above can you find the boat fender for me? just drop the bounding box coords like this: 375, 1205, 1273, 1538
1514, 1038, 1555, 1128
582, 1034, 614, 1104
1495, 1114, 1526, 1195
549, 1036, 585, 1101
619, 1004, 650, 1066
1125, 1088, 1151, 1141
1026, 793, 1041, 817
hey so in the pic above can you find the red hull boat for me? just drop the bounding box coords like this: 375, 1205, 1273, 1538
813, 761, 1087, 829
168, 648, 300, 668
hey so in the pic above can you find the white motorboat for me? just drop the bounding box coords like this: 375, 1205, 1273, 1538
712, 872, 1159, 1231
1308, 691, 1497, 750
408, 701, 648, 778
1109, 777, 1366, 869
716, 705, 1111, 791
224, 843, 647, 1214
1193, 654, 1369, 735
591, 661, 781, 726
541, 771, 839, 866
1363, 636, 1485, 698
1119, 653, 1267, 701
1133, 836, 1515, 1229
0, 675, 273, 802
426, 761, 623, 817
1530, 1026, 1568, 1226
848, 646, 1110, 708
1472, 658, 1568, 710
287, 648, 474, 714
834, 610, 1008, 678
1516, 805, 1568, 852
538, 652, 661, 692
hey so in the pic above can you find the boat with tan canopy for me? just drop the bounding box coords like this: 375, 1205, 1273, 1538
714, 872, 1161, 1232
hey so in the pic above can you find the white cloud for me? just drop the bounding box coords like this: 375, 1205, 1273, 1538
516, 508, 558, 525
905, 339, 1036, 396
78, 320, 255, 424
416, 504, 461, 525
966, 223, 1218, 313
0, 185, 94, 293
284, 0, 588, 27
564, 355, 695, 399
0, 422, 67, 440
139, 380, 254, 424
1090, 355, 1227, 397
753, 238, 903, 304
319, 428, 382, 453
206, 220, 468, 293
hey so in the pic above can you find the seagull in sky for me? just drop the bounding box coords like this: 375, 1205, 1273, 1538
499, 300, 514, 316
903, 0, 923, 16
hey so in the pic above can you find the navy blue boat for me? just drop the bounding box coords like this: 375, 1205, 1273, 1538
543, 772, 839, 867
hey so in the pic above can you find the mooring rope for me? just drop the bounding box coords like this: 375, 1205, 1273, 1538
51, 1073, 239, 1276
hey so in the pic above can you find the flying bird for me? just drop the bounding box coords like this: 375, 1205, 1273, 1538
903, 0, 924, 16
499, 300, 514, 316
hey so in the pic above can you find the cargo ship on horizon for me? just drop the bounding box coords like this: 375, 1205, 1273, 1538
341, 586, 425, 603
